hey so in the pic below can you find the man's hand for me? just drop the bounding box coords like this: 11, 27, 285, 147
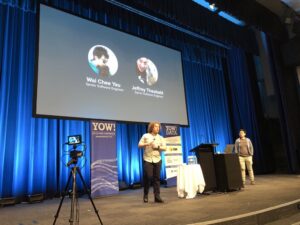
151, 142, 160, 150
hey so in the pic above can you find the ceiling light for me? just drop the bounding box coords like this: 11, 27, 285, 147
209, 3, 216, 10
218, 11, 246, 26
193, 0, 218, 12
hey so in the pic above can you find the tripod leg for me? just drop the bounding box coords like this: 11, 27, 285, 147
69, 167, 77, 225
53, 170, 73, 225
75, 196, 79, 224
77, 168, 104, 225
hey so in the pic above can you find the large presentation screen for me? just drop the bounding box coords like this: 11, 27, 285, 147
35, 4, 189, 126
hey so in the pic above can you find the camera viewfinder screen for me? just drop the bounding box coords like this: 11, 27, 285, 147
68, 135, 82, 145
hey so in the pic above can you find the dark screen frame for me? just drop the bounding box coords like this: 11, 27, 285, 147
33, 3, 189, 127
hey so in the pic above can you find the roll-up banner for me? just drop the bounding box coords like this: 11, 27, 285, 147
161, 124, 183, 187
90, 121, 118, 197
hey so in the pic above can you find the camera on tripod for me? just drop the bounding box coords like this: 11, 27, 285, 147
54, 134, 103, 225
66, 135, 83, 167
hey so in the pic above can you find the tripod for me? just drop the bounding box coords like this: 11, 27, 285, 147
53, 165, 104, 225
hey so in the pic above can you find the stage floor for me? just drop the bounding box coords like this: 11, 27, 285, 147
0, 174, 300, 225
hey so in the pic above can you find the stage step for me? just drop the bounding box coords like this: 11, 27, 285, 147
189, 199, 300, 225
265, 212, 300, 225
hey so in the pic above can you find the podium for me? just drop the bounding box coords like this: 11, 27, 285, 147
190, 143, 243, 192
193, 143, 218, 154
190, 143, 218, 192
214, 154, 243, 191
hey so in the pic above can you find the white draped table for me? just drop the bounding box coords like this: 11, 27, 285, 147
177, 164, 206, 199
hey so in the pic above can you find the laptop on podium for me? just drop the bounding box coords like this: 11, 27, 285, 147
224, 144, 235, 154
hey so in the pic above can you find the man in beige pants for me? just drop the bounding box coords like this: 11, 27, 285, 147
234, 129, 255, 187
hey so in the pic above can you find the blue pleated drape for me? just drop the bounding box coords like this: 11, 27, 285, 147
116, 123, 146, 185
0, 0, 263, 199
226, 47, 264, 172
0, 2, 90, 198
180, 59, 233, 157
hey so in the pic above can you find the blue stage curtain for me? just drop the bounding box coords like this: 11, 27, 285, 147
0, 0, 258, 198
226, 47, 264, 172
180, 59, 233, 159
0, 1, 90, 198
117, 123, 146, 185
267, 37, 300, 173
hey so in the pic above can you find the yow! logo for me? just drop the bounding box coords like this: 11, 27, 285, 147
92, 122, 116, 131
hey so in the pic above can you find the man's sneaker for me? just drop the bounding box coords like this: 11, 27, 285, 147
154, 196, 164, 203
143, 195, 148, 203
250, 181, 255, 185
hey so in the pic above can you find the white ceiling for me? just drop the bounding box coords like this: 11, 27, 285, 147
256, 0, 300, 22
282, 0, 300, 14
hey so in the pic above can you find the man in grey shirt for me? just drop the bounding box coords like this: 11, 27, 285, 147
234, 129, 255, 187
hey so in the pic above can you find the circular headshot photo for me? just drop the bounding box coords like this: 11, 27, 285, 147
136, 57, 158, 86
88, 45, 118, 77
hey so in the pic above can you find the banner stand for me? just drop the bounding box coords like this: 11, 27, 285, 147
161, 125, 183, 187
90, 120, 119, 197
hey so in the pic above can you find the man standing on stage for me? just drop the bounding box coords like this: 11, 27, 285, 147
138, 122, 166, 203
234, 129, 255, 187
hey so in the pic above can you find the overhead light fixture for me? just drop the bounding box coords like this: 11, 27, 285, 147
209, 3, 216, 10
193, 0, 245, 26
193, 0, 218, 12
218, 11, 246, 26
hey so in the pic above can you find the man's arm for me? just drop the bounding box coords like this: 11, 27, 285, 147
157, 137, 166, 151
248, 139, 254, 156
138, 142, 151, 148
234, 139, 239, 154
157, 145, 166, 151
138, 135, 153, 149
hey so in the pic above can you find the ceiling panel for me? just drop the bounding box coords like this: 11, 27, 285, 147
282, 0, 300, 14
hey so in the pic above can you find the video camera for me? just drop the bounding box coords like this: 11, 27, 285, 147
66, 135, 83, 167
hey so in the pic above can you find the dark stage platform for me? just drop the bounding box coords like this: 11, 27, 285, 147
0, 174, 300, 225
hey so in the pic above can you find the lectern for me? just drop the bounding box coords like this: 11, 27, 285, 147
214, 153, 243, 191
190, 143, 218, 192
